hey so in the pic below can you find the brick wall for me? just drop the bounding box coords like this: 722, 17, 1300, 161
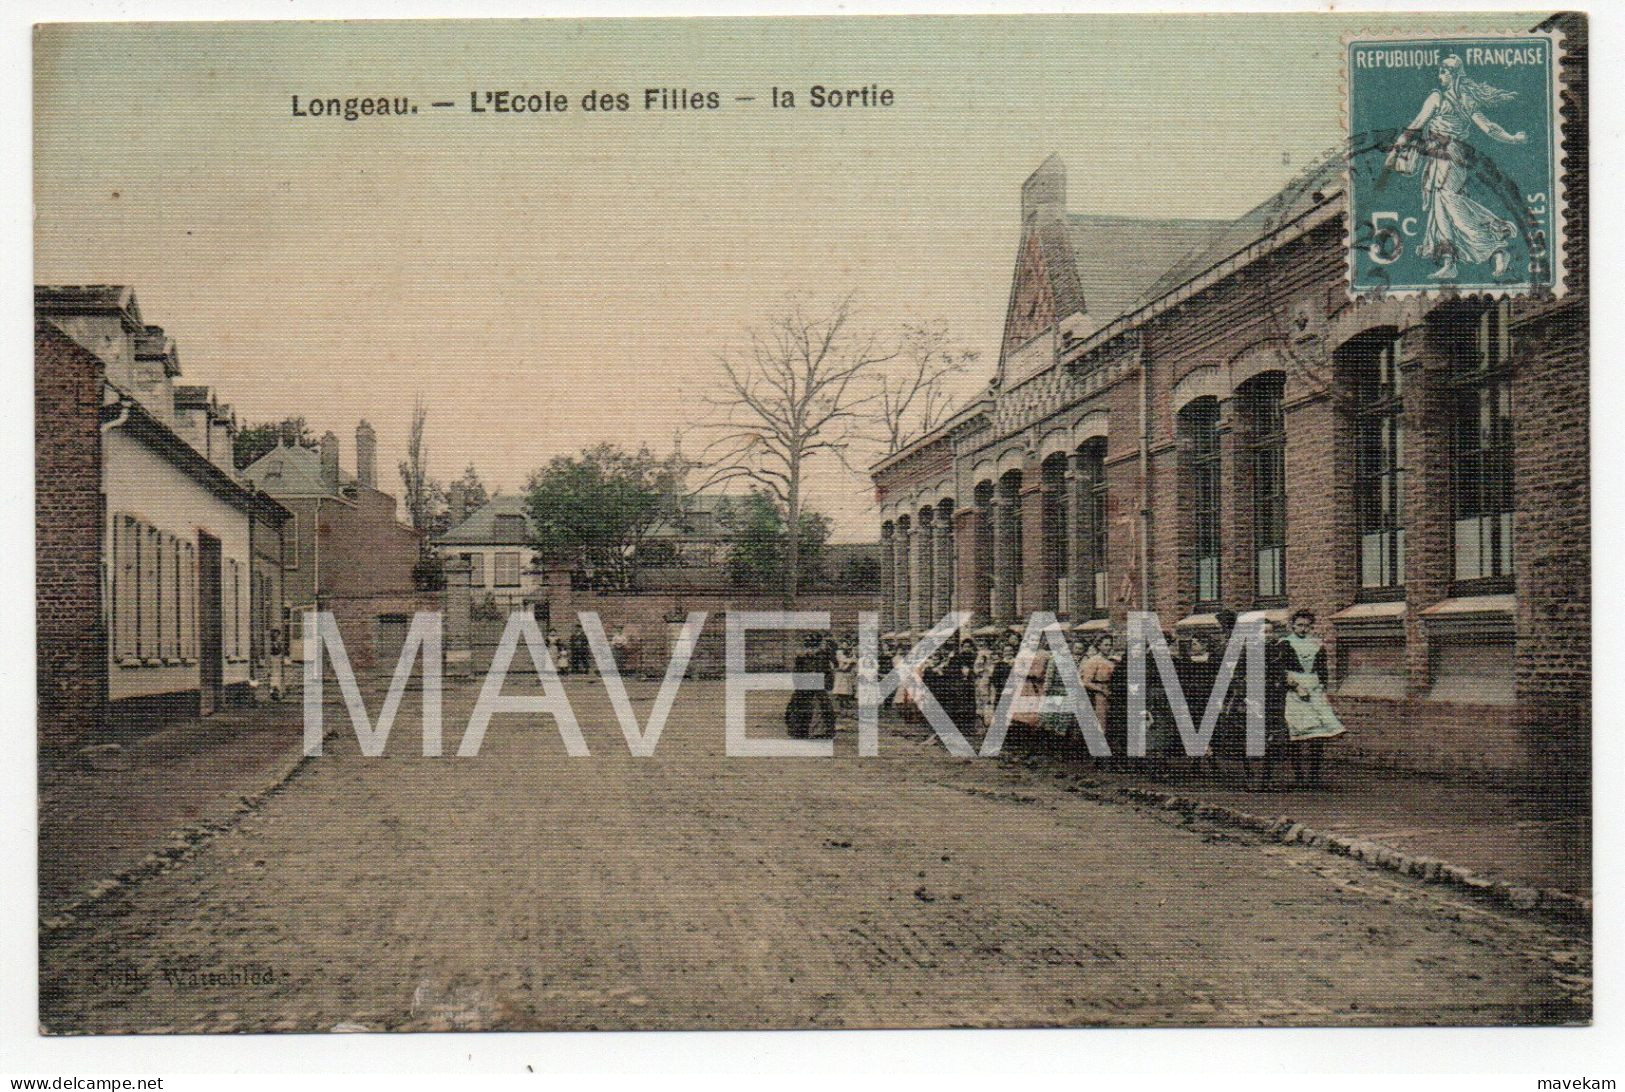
1018, 472, 1049, 614
319, 591, 443, 676
871, 29, 1588, 780
36, 321, 107, 751
1513, 11, 1590, 791
317, 486, 423, 600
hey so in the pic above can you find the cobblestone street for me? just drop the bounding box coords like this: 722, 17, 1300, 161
40, 678, 1590, 1033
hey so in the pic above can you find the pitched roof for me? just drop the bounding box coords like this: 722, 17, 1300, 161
1065, 214, 1230, 324
437, 494, 538, 546
35, 285, 146, 331
1129, 151, 1346, 310
241, 442, 341, 496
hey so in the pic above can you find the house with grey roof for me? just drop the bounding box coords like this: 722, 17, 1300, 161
433, 494, 543, 610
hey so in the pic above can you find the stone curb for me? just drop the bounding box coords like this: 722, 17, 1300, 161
39, 727, 335, 941
1097, 782, 1591, 927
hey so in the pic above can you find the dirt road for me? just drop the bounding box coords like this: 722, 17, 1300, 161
39, 678, 1590, 1032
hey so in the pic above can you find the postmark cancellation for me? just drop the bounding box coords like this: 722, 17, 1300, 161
1344, 30, 1566, 298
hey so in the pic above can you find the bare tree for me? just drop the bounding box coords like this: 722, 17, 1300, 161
692, 296, 896, 606
398, 397, 440, 544
875, 323, 981, 454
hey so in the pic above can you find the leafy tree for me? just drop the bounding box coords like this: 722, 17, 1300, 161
524, 444, 688, 591
233, 416, 315, 470
726, 491, 832, 590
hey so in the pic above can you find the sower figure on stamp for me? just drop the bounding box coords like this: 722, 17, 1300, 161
1388, 54, 1527, 281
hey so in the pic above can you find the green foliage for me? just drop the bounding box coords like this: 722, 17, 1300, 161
727, 491, 831, 590
524, 443, 688, 590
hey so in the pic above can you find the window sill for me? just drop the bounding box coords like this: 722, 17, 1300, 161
1336, 674, 1408, 701
1419, 594, 1515, 639
1426, 678, 1516, 706
1330, 600, 1408, 639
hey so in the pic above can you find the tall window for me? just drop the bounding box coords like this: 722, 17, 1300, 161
113, 515, 138, 661
109, 517, 200, 666
997, 473, 1023, 609
1182, 398, 1222, 606
182, 539, 197, 662
467, 552, 486, 587
495, 551, 522, 587
974, 482, 994, 618
139, 524, 159, 660
1240, 375, 1287, 603
1042, 457, 1068, 603
166, 533, 182, 661
1349, 332, 1407, 594
225, 558, 245, 661
1078, 441, 1109, 617
283, 514, 299, 569
1451, 302, 1515, 586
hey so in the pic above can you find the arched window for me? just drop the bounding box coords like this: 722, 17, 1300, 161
1180, 398, 1222, 607
1343, 330, 1406, 595
1238, 374, 1287, 603
999, 469, 1024, 593
1077, 439, 1108, 618
1042, 455, 1068, 610
973, 480, 995, 619
1449, 301, 1515, 588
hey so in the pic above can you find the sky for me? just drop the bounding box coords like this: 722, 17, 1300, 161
34, 13, 1533, 540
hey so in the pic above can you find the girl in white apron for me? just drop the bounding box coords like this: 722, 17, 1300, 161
1274, 608, 1345, 788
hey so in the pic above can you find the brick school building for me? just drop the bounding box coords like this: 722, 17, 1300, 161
870, 19, 1587, 784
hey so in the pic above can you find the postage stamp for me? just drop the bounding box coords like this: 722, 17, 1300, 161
1345, 31, 1564, 297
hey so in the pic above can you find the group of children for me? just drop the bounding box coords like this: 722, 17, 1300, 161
812, 608, 1347, 790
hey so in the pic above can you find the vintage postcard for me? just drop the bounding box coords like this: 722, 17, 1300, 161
31, 11, 1590, 1046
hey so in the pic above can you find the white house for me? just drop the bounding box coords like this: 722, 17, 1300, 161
38, 286, 289, 724
434, 494, 543, 610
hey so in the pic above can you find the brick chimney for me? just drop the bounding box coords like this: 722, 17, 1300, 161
355, 420, 377, 488
1021, 153, 1066, 223
320, 430, 340, 493
209, 402, 237, 474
